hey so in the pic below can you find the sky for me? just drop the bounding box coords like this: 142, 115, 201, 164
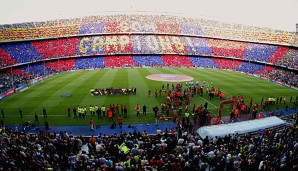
0, 0, 297, 32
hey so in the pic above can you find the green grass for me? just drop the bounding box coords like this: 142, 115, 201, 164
0, 68, 296, 126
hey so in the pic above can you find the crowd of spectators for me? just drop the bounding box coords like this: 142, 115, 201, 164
255, 66, 276, 75
0, 42, 43, 64
1, 13, 297, 46
0, 72, 28, 94
31, 38, 78, 59
266, 46, 289, 64
184, 37, 212, 56
133, 55, 164, 67
205, 39, 248, 59
213, 58, 243, 70
276, 48, 298, 70
189, 56, 218, 68
18, 63, 55, 78
161, 55, 193, 67
243, 44, 278, 62
73, 57, 105, 70
0, 48, 17, 68
119, 56, 134, 68
263, 69, 298, 88
235, 62, 265, 74
0, 111, 297, 170
0, 33, 297, 70
45, 59, 76, 71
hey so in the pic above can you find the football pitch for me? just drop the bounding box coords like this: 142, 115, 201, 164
0, 68, 296, 126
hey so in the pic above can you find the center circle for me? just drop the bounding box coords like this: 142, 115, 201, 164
146, 74, 194, 82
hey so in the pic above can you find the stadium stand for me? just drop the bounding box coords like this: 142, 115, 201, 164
255, 65, 276, 75
235, 62, 265, 74
213, 58, 243, 70
267, 46, 289, 64
0, 13, 298, 170
0, 42, 43, 64
161, 55, 181, 67
133, 55, 164, 67
177, 56, 193, 67
119, 55, 134, 67
184, 37, 212, 55
0, 112, 297, 170
0, 47, 16, 68
242, 44, 278, 62
0, 14, 297, 47
104, 56, 120, 68
205, 39, 248, 59
18, 63, 54, 78
188, 56, 218, 68
45, 59, 76, 71
73, 57, 104, 70
263, 69, 298, 88
276, 48, 298, 70
31, 38, 77, 59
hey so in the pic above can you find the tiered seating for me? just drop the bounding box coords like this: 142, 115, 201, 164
213, 58, 242, 69
133, 55, 164, 67
73, 57, 104, 70
79, 22, 105, 34
133, 55, 150, 66
11, 68, 26, 76
32, 38, 77, 59
184, 37, 212, 55
156, 22, 181, 34
119, 56, 134, 67
104, 56, 119, 68
188, 56, 218, 68
180, 20, 204, 35
265, 69, 298, 87
18, 63, 53, 77
236, 62, 265, 74
255, 65, 276, 75
0, 48, 16, 68
147, 55, 164, 66
176, 56, 193, 67
206, 39, 248, 58
1, 14, 297, 46
267, 46, 289, 64
161, 55, 181, 67
45, 59, 76, 71
243, 44, 278, 62
0, 71, 28, 93
64, 38, 78, 57
0, 42, 43, 64
276, 48, 298, 69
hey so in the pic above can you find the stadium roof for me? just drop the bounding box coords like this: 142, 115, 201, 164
0, 0, 297, 32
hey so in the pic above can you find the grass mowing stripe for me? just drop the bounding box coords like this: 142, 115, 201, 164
0, 68, 297, 126
1, 71, 87, 115
38, 70, 93, 115
127, 68, 157, 123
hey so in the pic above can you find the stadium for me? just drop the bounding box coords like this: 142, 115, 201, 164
0, 0, 298, 170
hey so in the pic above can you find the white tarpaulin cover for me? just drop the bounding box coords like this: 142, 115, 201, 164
197, 116, 286, 139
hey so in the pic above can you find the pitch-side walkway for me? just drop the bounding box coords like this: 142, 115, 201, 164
5, 107, 297, 137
